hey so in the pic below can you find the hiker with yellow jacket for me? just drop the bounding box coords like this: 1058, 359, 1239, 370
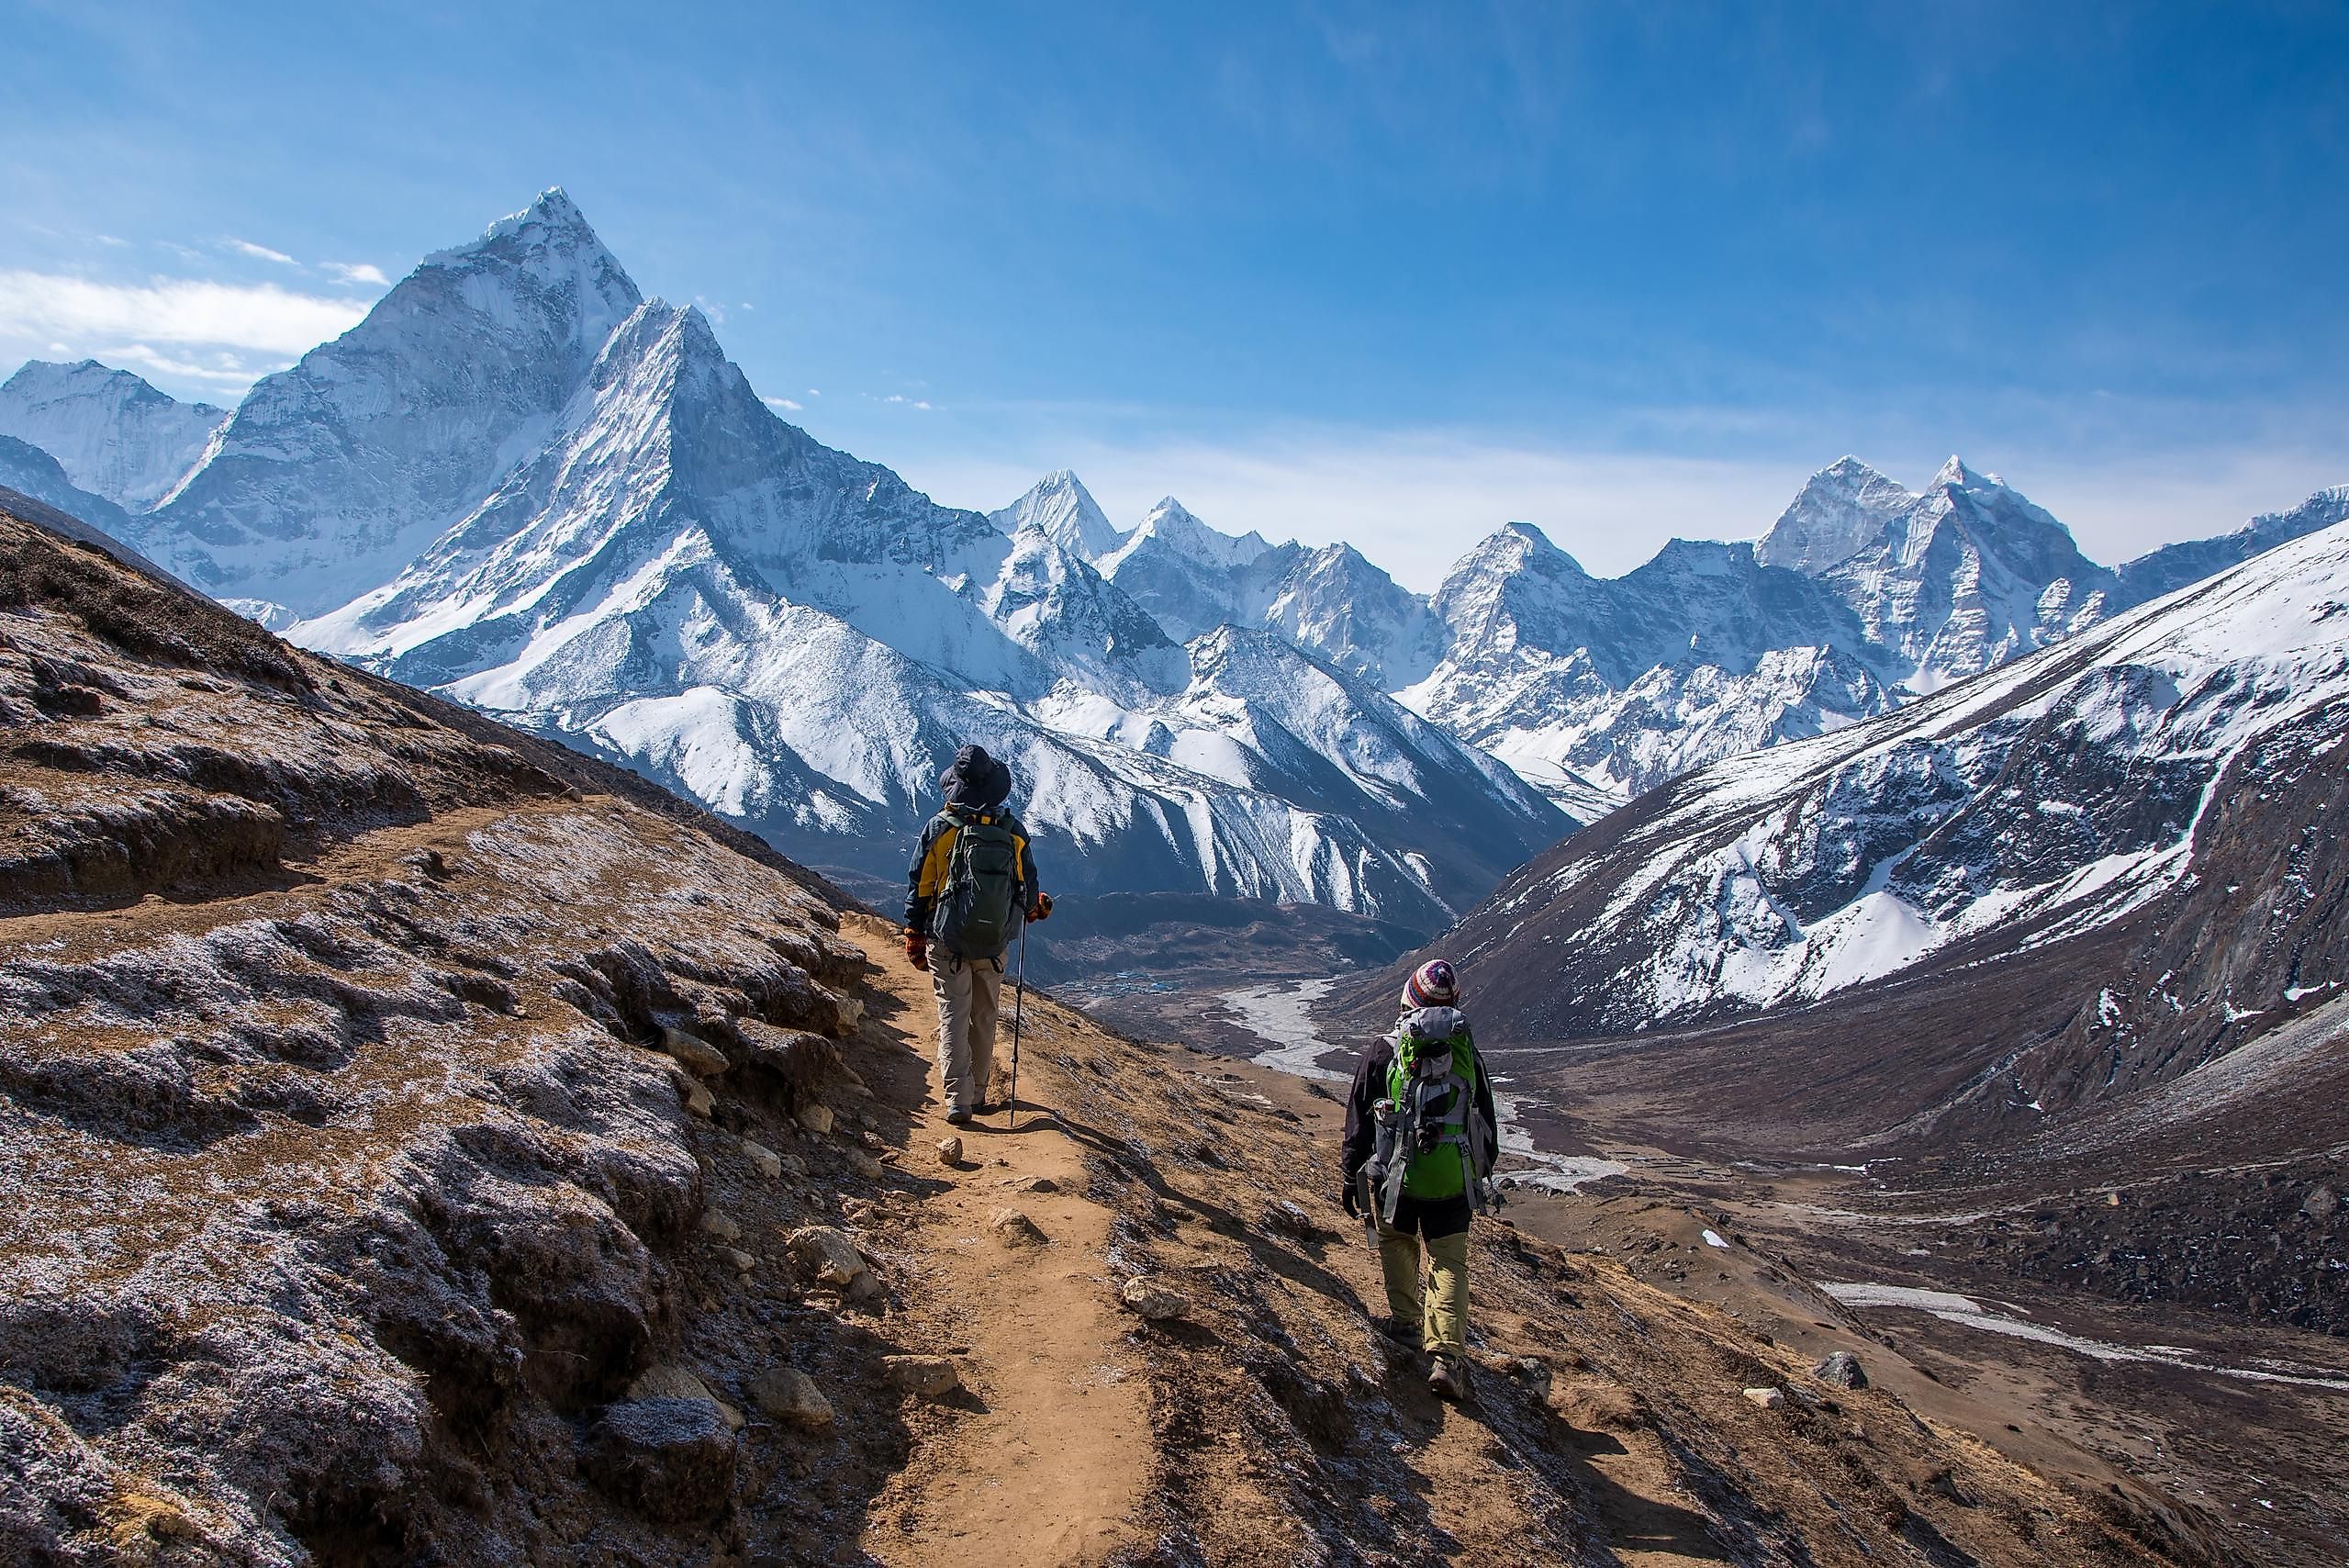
904, 745, 1050, 1126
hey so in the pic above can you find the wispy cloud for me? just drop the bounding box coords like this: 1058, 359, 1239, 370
324, 261, 390, 286
97, 343, 281, 389
0, 273, 368, 354
224, 238, 297, 265
879, 394, 934, 409
764, 395, 803, 411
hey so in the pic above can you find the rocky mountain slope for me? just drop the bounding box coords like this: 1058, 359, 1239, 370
0, 498, 2216, 1564
0, 360, 225, 514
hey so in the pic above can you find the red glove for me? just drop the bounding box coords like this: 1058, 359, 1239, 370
1027, 891, 1053, 923
903, 929, 927, 967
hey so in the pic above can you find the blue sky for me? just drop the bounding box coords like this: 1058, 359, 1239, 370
4, 1, 2343, 586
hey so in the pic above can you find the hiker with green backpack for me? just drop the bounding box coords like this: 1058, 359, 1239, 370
1339, 958, 1500, 1402
904, 745, 1051, 1126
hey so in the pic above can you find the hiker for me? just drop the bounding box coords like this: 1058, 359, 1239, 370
903, 745, 1050, 1126
1338, 958, 1500, 1402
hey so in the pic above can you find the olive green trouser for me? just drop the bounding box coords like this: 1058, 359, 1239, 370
1377, 1221, 1471, 1359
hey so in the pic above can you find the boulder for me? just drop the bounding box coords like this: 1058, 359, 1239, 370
699, 1211, 744, 1243
627, 1364, 716, 1405
1813, 1350, 1868, 1389
789, 1226, 868, 1287
661, 1025, 732, 1077
936, 1137, 964, 1166
741, 1138, 784, 1180
1118, 1276, 1190, 1321
881, 1354, 963, 1400
677, 1074, 715, 1119
1011, 1174, 1057, 1194
1742, 1386, 1786, 1411
990, 1209, 1047, 1247
721, 1247, 757, 1274
799, 1102, 836, 1136
583, 1397, 738, 1522
748, 1366, 834, 1429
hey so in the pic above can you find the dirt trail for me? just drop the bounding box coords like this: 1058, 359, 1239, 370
842, 915, 1152, 1566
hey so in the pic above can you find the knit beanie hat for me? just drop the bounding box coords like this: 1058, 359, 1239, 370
1403, 958, 1460, 1009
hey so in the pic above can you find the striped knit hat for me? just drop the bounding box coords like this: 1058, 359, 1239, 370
1402, 958, 1459, 1009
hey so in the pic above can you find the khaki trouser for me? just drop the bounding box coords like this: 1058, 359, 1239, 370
1378, 1221, 1471, 1359
928, 946, 1003, 1114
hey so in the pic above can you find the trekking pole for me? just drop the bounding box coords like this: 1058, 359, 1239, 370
1004, 920, 1027, 1131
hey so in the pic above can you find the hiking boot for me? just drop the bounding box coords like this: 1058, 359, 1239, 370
1371, 1315, 1423, 1353
945, 1108, 972, 1126
1427, 1355, 1471, 1403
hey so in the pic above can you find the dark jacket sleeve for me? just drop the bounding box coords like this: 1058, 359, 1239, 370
904, 815, 945, 931
1010, 811, 1043, 911
1339, 1037, 1394, 1182
1468, 1028, 1500, 1172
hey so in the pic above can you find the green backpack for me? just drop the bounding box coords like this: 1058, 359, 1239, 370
932, 810, 1021, 959
1367, 1006, 1493, 1219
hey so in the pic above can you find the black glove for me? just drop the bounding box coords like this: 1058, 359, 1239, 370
1340, 1178, 1362, 1217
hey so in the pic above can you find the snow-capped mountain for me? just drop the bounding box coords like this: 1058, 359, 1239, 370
1412, 515, 2349, 1062
1820, 456, 2116, 689
137, 190, 643, 618
990, 468, 1126, 559
0, 359, 226, 513
1258, 542, 1443, 688
1094, 497, 1287, 643
1395, 521, 1898, 810
1752, 454, 1915, 576
2116, 484, 2349, 604
16, 188, 2338, 948
76, 194, 1560, 926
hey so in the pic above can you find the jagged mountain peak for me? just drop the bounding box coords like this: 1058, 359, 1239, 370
1133, 496, 1273, 564
990, 468, 1124, 558
0, 357, 229, 514
1450, 520, 1583, 582
1756, 456, 1913, 576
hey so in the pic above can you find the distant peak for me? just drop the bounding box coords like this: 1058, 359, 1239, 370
1471, 521, 1582, 575
427, 186, 619, 271
1930, 454, 1999, 491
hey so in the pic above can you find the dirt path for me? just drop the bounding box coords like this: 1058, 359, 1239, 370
842, 915, 1153, 1567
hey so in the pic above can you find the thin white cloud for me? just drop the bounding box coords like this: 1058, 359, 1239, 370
225, 239, 297, 265
764, 395, 803, 411
97, 342, 280, 389
806, 388, 820, 397
0, 272, 368, 354
324, 261, 390, 286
